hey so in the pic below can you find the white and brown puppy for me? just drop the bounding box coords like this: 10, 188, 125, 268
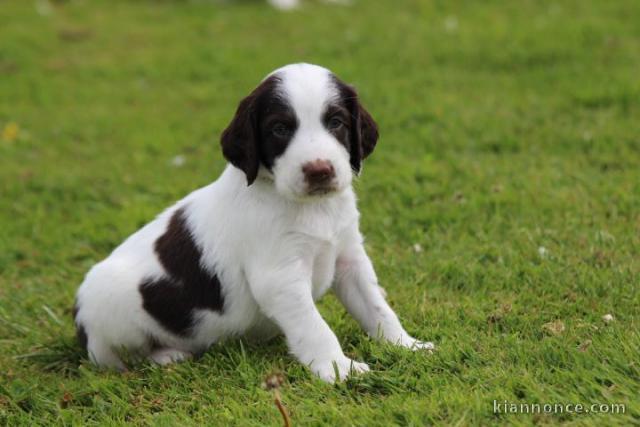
73, 63, 433, 383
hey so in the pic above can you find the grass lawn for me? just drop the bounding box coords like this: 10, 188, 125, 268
1, 0, 639, 425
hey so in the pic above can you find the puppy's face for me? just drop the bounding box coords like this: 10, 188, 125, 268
221, 63, 378, 200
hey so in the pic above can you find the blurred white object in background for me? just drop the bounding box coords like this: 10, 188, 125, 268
268, 0, 350, 11
35, 0, 54, 16
268, 0, 299, 10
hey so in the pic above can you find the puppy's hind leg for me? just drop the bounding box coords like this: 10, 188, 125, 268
86, 338, 127, 372
149, 348, 193, 366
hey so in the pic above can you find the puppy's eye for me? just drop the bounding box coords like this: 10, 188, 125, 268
272, 123, 292, 138
328, 116, 344, 130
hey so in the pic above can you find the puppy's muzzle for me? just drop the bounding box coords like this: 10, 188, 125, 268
302, 159, 336, 195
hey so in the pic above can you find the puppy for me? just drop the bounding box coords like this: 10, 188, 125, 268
73, 63, 433, 382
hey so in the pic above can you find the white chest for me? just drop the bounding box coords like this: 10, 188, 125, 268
311, 241, 338, 301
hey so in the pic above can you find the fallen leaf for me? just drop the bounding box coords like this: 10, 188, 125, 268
542, 320, 565, 336
60, 391, 73, 408
487, 303, 512, 324
2, 122, 19, 142
577, 340, 592, 352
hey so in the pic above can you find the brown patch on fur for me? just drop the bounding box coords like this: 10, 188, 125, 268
139, 207, 224, 336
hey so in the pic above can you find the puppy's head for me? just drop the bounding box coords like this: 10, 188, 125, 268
221, 63, 378, 200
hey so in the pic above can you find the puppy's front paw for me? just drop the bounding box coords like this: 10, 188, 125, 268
310, 356, 370, 383
393, 336, 436, 352
408, 340, 435, 351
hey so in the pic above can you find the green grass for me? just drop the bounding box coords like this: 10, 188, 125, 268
1, 0, 639, 425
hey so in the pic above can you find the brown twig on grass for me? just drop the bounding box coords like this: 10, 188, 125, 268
263, 372, 291, 427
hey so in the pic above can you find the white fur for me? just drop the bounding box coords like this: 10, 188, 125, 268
268, 63, 353, 200
74, 63, 433, 383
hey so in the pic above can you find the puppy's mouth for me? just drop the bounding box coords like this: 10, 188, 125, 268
306, 183, 338, 196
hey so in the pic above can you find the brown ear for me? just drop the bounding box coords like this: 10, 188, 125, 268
220, 76, 280, 185
349, 95, 379, 173
221, 94, 260, 185
356, 103, 379, 161
333, 78, 379, 173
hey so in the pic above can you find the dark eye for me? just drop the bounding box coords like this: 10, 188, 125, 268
272, 123, 292, 138
328, 116, 344, 130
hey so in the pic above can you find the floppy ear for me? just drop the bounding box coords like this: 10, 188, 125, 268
221, 94, 260, 185
220, 76, 280, 185
338, 81, 379, 173
356, 103, 379, 162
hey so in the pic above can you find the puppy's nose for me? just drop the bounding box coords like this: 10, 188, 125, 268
302, 159, 335, 185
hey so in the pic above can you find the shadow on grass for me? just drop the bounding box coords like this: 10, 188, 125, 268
14, 335, 85, 377
19, 333, 290, 377
19, 331, 428, 397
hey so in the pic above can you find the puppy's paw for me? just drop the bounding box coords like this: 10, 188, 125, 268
393, 336, 436, 352
149, 348, 192, 366
408, 340, 435, 351
310, 356, 370, 383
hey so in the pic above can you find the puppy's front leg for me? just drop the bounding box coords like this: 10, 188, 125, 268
247, 263, 369, 383
334, 230, 434, 350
